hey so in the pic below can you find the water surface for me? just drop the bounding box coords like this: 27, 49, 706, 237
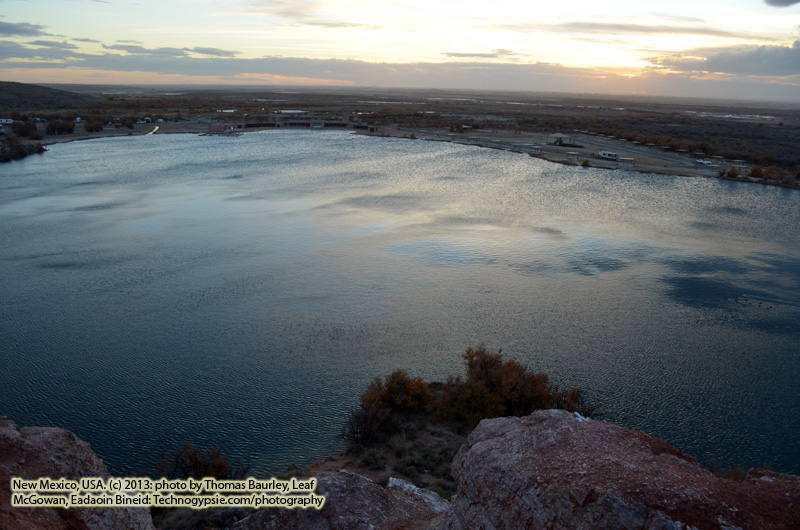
1, 130, 798, 475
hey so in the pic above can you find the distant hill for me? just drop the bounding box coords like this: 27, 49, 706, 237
0, 81, 101, 110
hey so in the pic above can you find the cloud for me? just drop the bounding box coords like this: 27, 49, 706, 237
652, 41, 800, 76
103, 44, 188, 56
2, 42, 798, 102
223, 0, 375, 29
299, 20, 368, 28
0, 39, 78, 60
649, 13, 708, 23
443, 49, 520, 59
0, 21, 48, 37
764, 0, 800, 6
547, 21, 770, 39
0, 40, 31, 56
243, 0, 321, 20
74, 38, 101, 43
444, 52, 503, 58
27, 40, 78, 50
189, 47, 240, 57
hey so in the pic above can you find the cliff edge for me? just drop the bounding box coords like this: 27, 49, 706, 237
2, 411, 798, 529
438, 409, 799, 530
0, 417, 155, 530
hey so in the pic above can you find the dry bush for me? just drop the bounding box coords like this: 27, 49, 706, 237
436, 375, 501, 429
341, 402, 393, 450
83, 120, 104, 133
436, 346, 595, 428
45, 119, 74, 135
361, 369, 433, 413
343, 370, 432, 451
436, 345, 562, 428
463, 345, 558, 416
158, 442, 250, 480
345, 346, 596, 448
557, 387, 596, 417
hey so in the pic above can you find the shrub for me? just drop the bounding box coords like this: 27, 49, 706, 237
748, 165, 765, 179
11, 121, 40, 140
158, 442, 250, 480
343, 370, 431, 451
360, 447, 386, 470
341, 402, 393, 449
557, 386, 596, 417
463, 345, 558, 416
361, 369, 433, 413
45, 120, 75, 135
437, 345, 594, 428
0, 137, 45, 162
84, 120, 104, 133
436, 375, 501, 429
344, 346, 595, 451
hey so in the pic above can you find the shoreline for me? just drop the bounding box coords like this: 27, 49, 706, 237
27, 124, 800, 190
356, 126, 800, 190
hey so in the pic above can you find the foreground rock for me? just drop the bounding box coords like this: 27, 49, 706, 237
0, 417, 155, 530
439, 409, 800, 530
232, 470, 448, 530
4, 411, 799, 529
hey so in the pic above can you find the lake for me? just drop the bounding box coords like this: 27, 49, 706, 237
1, 130, 798, 476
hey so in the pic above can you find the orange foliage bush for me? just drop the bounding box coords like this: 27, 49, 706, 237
463, 346, 557, 415
437, 345, 561, 427
345, 346, 595, 448
343, 370, 433, 450
436, 375, 501, 428
361, 369, 433, 413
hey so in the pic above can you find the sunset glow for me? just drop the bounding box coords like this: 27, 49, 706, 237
1, 0, 799, 99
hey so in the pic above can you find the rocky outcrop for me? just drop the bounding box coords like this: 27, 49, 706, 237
4, 411, 799, 530
232, 409, 799, 530
438, 409, 800, 530
0, 417, 155, 530
232, 470, 448, 530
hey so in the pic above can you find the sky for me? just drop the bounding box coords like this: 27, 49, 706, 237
1, 0, 799, 101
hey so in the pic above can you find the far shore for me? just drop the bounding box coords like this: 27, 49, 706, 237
33, 122, 799, 190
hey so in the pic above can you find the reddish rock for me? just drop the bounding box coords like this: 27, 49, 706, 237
232, 470, 448, 530
4, 411, 798, 530
0, 417, 155, 530
437, 409, 800, 530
